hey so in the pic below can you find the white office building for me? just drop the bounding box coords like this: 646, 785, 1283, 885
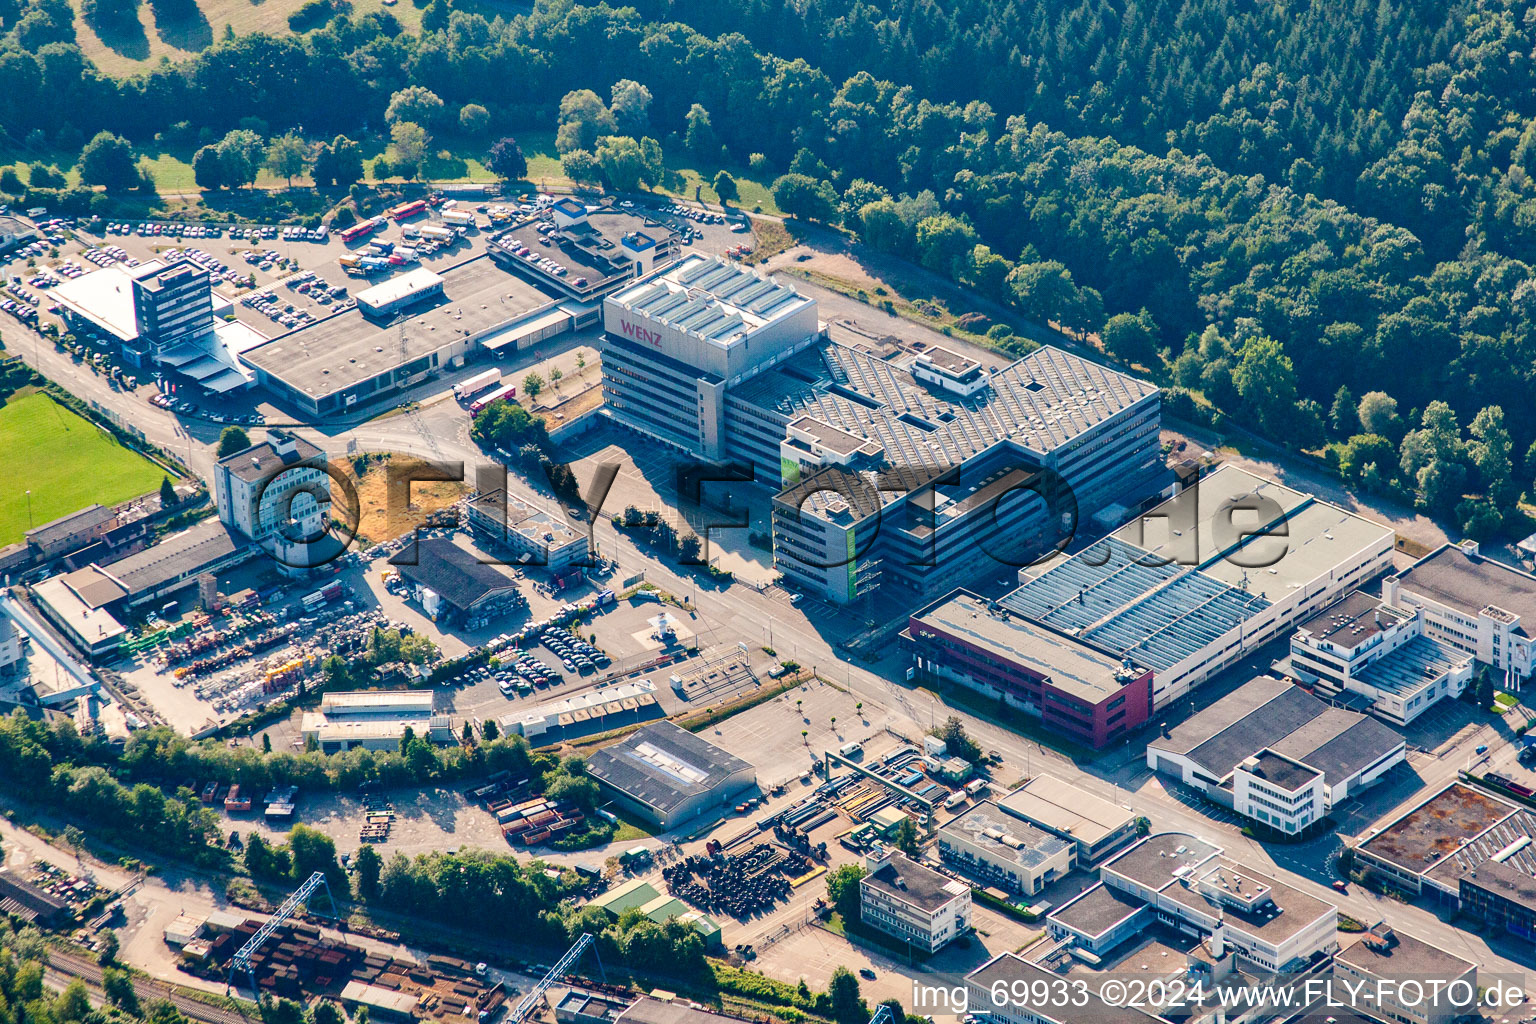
859, 847, 971, 952
213, 430, 331, 551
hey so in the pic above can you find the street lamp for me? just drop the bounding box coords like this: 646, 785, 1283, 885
24, 490, 31, 528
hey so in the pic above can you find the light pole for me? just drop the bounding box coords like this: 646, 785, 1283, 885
24, 490, 31, 528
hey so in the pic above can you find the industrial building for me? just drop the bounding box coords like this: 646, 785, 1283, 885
491, 203, 679, 301
356, 268, 445, 318
466, 489, 587, 572
1353, 781, 1536, 898
246, 255, 589, 416
497, 678, 662, 741
299, 690, 452, 753
1288, 590, 1474, 725
1146, 675, 1405, 833
19, 502, 154, 571
937, 801, 1075, 895
1333, 926, 1476, 1024
30, 519, 254, 658
967, 951, 1164, 1024
1381, 539, 1536, 690
585, 878, 722, 945
993, 774, 1140, 864
905, 589, 1151, 748
1051, 833, 1338, 971
858, 847, 972, 952
389, 537, 523, 626
1457, 856, 1536, 939
1001, 466, 1396, 708
584, 721, 756, 830
600, 253, 1165, 604
52, 257, 261, 388
0, 215, 39, 254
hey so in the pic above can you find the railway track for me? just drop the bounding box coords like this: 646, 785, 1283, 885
45, 950, 251, 1024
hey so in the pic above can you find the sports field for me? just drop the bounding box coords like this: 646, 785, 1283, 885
0, 393, 169, 546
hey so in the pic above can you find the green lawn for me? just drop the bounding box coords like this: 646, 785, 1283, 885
0, 393, 169, 545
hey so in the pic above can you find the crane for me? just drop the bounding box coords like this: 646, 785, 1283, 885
226, 871, 336, 995
507, 933, 599, 1024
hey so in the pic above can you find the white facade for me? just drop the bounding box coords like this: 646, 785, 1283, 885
1230, 754, 1325, 835
1383, 540, 1536, 688
859, 849, 971, 952
214, 433, 330, 544
0, 617, 20, 672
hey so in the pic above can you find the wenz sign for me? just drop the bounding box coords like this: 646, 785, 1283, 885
618, 318, 664, 347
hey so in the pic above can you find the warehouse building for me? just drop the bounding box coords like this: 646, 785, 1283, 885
1146, 676, 1404, 833
905, 589, 1151, 748
601, 254, 1165, 604
300, 690, 452, 753
246, 256, 566, 416
1001, 466, 1395, 708
859, 847, 971, 952
967, 952, 1163, 1024
466, 489, 587, 573
389, 537, 523, 626
938, 801, 1075, 894
585, 721, 756, 830
1354, 781, 1536, 898
31, 519, 254, 658
1289, 590, 1474, 725
1381, 539, 1536, 690
1458, 857, 1536, 939
994, 774, 1140, 864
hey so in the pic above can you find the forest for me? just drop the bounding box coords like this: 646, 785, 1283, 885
1, 0, 1534, 536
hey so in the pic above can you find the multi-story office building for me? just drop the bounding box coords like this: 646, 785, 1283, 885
993, 774, 1140, 864
600, 255, 1164, 604
1333, 925, 1476, 1024
213, 430, 330, 546
1458, 857, 1536, 939
1061, 833, 1339, 972
858, 847, 971, 952
904, 589, 1152, 748
1382, 539, 1536, 690
1289, 589, 1473, 725
130, 259, 214, 359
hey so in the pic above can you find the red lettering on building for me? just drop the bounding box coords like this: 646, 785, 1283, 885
619, 318, 664, 347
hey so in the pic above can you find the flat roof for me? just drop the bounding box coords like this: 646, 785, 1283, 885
996, 773, 1136, 847
32, 575, 126, 644
320, 690, 435, 713
498, 210, 675, 296
500, 678, 658, 732
1336, 927, 1474, 978
59, 519, 245, 606
390, 536, 520, 613
245, 255, 555, 400
215, 431, 325, 483
585, 721, 752, 816
1151, 675, 1402, 784
1047, 882, 1147, 938
1001, 467, 1393, 671
911, 590, 1141, 706
1459, 856, 1536, 912
356, 267, 443, 310
940, 801, 1073, 868
863, 851, 968, 911
1354, 635, 1471, 697
1358, 782, 1523, 877
1241, 750, 1320, 792
467, 489, 582, 551
52, 260, 165, 341
617, 997, 745, 1024
1393, 542, 1536, 633
611, 254, 810, 345
340, 981, 420, 1015
1103, 833, 1221, 891
1294, 590, 1406, 650
966, 953, 1163, 1024
1163, 860, 1333, 944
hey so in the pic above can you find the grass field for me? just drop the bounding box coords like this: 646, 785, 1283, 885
0, 393, 169, 546
71, 0, 430, 77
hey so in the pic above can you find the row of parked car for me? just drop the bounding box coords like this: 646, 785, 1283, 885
165, 246, 246, 287
81, 245, 139, 269
541, 626, 609, 674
